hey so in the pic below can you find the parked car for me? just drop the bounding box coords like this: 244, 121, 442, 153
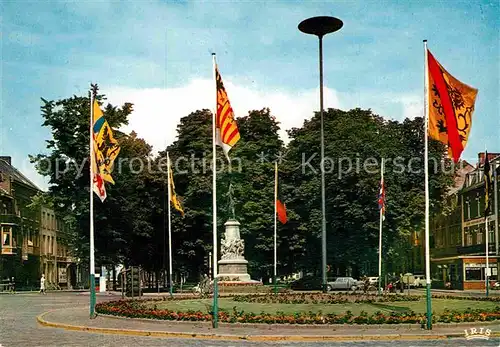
401, 273, 415, 288
290, 276, 337, 291
413, 275, 425, 288
326, 277, 363, 292
290, 276, 322, 290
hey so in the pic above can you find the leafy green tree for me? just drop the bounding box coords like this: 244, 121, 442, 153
30, 93, 156, 270
284, 108, 454, 277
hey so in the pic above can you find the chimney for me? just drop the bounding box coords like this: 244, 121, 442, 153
0, 156, 11, 165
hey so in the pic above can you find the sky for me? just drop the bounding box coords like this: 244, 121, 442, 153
1, 0, 498, 190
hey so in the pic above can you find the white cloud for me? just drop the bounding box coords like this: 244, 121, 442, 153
105, 79, 340, 153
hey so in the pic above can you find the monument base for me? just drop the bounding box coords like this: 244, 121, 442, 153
217, 218, 261, 286
217, 258, 252, 282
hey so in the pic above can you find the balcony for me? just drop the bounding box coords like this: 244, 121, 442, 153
1, 245, 16, 255
457, 244, 495, 255
0, 214, 21, 225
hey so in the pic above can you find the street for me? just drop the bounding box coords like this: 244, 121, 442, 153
0, 292, 499, 347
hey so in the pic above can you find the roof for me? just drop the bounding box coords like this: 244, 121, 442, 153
461, 154, 500, 193
0, 158, 41, 191
447, 160, 475, 196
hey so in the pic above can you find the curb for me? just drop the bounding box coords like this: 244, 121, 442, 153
36, 311, 500, 342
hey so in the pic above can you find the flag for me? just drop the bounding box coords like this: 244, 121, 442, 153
168, 159, 184, 216
215, 65, 240, 158
484, 151, 493, 216
275, 163, 287, 224
93, 100, 120, 184
427, 49, 478, 163
378, 177, 385, 221
276, 199, 287, 224
92, 99, 120, 202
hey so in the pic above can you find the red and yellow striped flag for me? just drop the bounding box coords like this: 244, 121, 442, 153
215, 65, 240, 158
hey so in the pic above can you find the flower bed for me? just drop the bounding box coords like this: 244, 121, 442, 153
231, 293, 420, 304
431, 294, 500, 302
95, 299, 500, 325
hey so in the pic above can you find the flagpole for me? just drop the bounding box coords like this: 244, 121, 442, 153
89, 84, 97, 319
211, 52, 219, 328
378, 158, 384, 295
494, 159, 499, 257
274, 161, 278, 295
485, 215, 489, 297
485, 149, 490, 297
167, 152, 174, 297
423, 40, 432, 330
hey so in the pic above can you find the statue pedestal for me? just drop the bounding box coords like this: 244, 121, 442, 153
217, 219, 261, 285
218, 259, 251, 282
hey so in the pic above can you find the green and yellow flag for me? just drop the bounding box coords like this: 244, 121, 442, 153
92, 99, 120, 202
93, 100, 120, 184
168, 154, 184, 216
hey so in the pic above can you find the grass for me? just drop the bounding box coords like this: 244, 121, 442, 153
144, 298, 499, 316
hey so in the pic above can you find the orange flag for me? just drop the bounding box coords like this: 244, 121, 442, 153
215, 65, 240, 158
427, 49, 478, 162
276, 199, 287, 224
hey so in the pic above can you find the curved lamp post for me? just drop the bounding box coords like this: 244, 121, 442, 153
298, 16, 343, 293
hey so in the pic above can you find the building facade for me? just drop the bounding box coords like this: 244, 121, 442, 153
39, 206, 75, 289
0, 156, 76, 290
430, 153, 499, 290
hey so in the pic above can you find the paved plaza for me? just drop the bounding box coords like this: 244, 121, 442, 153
1, 291, 499, 346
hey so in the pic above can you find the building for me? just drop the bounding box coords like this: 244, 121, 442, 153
0, 156, 76, 290
430, 153, 499, 290
39, 206, 76, 289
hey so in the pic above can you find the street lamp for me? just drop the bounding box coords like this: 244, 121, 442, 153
299, 16, 343, 292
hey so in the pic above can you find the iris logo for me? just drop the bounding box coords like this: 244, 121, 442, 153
463, 327, 491, 340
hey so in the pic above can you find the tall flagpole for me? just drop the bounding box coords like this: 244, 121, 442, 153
485, 149, 490, 297
378, 158, 384, 295
167, 152, 174, 297
486, 215, 489, 296
423, 40, 432, 330
211, 52, 219, 328
274, 161, 278, 295
89, 85, 96, 319
494, 159, 499, 256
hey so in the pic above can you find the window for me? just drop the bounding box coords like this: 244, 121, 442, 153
466, 232, 473, 246
475, 195, 481, 217
465, 263, 482, 281
477, 231, 483, 245
1, 226, 13, 254
2, 226, 12, 246
465, 263, 498, 281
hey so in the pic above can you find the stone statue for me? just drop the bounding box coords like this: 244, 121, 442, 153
226, 183, 236, 220
221, 238, 244, 260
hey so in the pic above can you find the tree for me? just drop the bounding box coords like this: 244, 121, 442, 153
157, 108, 286, 281
284, 108, 454, 277
30, 93, 156, 270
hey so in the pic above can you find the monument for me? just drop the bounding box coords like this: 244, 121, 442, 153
217, 184, 260, 284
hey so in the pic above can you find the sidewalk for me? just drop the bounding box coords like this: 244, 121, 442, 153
37, 306, 500, 342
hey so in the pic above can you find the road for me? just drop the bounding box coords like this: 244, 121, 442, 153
0, 292, 498, 347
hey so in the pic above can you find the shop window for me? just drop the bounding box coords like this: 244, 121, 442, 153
465, 267, 482, 281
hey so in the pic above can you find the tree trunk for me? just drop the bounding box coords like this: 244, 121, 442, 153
112, 266, 117, 291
